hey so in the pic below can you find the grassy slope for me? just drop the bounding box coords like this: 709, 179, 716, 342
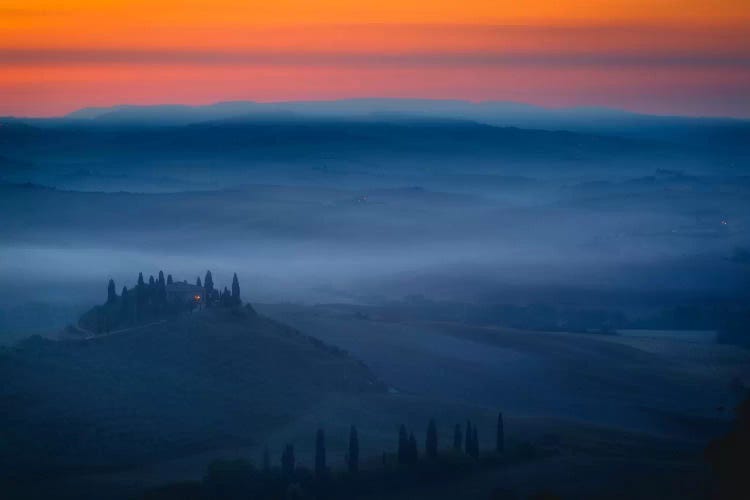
0, 307, 382, 475
256, 303, 749, 439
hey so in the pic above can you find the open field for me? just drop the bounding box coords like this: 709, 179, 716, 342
4, 302, 740, 499
257, 303, 749, 439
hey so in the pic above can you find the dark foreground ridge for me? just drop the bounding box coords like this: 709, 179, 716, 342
142, 412, 546, 500
142, 397, 750, 500
0, 276, 385, 484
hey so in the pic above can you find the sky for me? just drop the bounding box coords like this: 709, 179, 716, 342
1, 1, 749, 117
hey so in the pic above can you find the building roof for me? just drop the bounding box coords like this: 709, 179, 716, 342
166, 282, 204, 293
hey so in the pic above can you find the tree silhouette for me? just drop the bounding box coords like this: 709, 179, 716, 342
135, 272, 146, 321
231, 273, 241, 306
453, 424, 463, 452
204, 270, 214, 300
408, 432, 418, 464
398, 425, 409, 464
281, 444, 295, 478
167, 274, 173, 285
471, 427, 480, 459
107, 279, 117, 304
463, 421, 480, 458
426, 418, 438, 459
157, 271, 166, 305
196, 276, 202, 287
119, 286, 130, 324
496, 411, 505, 453
348, 425, 359, 474
262, 446, 271, 473
315, 428, 326, 478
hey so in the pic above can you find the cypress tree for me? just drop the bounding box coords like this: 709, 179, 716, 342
453, 424, 462, 451
119, 286, 129, 324
465, 421, 473, 455
398, 425, 409, 464
231, 273, 241, 305
472, 427, 479, 459
135, 272, 146, 321
262, 446, 271, 473
496, 411, 504, 453
167, 274, 173, 285
281, 444, 295, 477
348, 425, 359, 474
196, 276, 202, 287
204, 270, 214, 298
426, 419, 438, 459
315, 428, 326, 478
157, 271, 166, 305
147, 275, 156, 311
107, 279, 117, 304
408, 432, 418, 464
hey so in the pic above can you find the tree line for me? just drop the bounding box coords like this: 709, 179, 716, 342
144, 412, 522, 500
81, 269, 243, 334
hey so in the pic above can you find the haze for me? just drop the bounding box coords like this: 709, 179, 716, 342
1, 2, 750, 497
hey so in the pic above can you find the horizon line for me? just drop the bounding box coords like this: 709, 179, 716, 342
6, 97, 749, 122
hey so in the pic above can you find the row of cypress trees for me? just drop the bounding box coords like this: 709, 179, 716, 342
274, 425, 360, 480
107, 270, 241, 309
199, 270, 242, 307
272, 412, 505, 478
399, 413, 504, 464
92, 270, 243, 333
98, 271, 172, 331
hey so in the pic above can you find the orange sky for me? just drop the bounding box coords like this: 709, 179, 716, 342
1, 1, 749, 116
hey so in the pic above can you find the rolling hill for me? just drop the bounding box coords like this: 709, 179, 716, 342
0, 306, 383, 477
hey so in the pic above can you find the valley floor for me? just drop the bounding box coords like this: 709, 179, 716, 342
4, 304, 746, 499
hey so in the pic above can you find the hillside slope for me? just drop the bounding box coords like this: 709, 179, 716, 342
0, 307, 383, 476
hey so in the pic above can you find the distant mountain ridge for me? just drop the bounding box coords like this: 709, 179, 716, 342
0, 115, 666, 167
2, 100, 748, 194
64, 98, 744, 123
3, 98, 739, 153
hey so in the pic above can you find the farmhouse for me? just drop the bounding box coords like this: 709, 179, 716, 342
166, 282, 204, 305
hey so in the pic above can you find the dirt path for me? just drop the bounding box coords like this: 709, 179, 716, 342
69, 320, 168, 340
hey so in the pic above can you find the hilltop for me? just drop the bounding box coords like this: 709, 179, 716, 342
0, 304, 383, 477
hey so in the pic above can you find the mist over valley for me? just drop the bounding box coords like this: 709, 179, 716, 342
1, 101, 749, 499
